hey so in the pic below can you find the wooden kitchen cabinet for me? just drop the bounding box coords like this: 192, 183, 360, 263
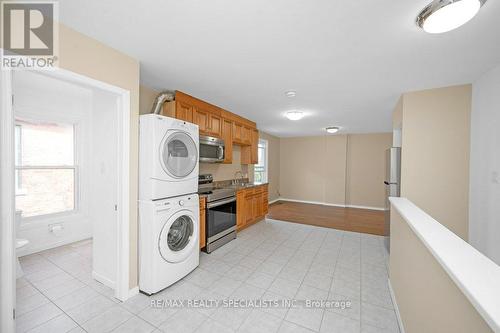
236, 184, 269, 231
242, 126, 252, 145
162, 100, 193, 123
199, 197, 206, 249
241, 129, 259, 165
233, 122, 243, 144
222, 119, 233, 164
193, 106, 210, 134
175, 101, 193, 122
263, 186, 269, 215
245, 190, 254, 225
251, 129, 258, 164
208, 113, 222, 137
193, 106, 222, 138
236, 190, 246, 229
162, 90, 258, 147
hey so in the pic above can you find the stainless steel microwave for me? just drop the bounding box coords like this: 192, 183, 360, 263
199, 135, 225, 163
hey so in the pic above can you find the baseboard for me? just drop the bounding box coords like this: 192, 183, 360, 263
92, 271, 116, 289
268, 198, 280, 205
388, 278, 405, 333
279, 198, 346, 208
346, 204, 385, 211
277, 198, 385, 211
128, 286, 139, 298
18, 233, 92, 257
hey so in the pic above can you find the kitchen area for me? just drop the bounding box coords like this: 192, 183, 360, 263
160, 90, 270, 254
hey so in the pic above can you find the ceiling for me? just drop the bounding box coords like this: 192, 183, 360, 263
59, 0, 500, 137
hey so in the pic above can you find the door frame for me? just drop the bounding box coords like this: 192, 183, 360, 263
0, 69, 16, 333
0, 68, 132, 331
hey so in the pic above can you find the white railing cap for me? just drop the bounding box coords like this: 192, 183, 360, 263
390, 197, 500, 332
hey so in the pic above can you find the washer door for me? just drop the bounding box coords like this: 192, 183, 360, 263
160, 131, 198, 179
158, 210, 197, 263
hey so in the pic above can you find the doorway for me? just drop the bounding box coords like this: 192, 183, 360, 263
0, 68, 131, 332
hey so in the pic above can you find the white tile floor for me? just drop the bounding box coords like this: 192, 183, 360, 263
17, 219, 400, 333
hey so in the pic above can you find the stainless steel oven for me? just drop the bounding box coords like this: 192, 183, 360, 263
199, 135, 224, 163
206, 196, 236, 253
199, 174, 236, 253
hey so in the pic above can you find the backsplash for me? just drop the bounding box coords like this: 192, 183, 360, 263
199, 145, 254, 182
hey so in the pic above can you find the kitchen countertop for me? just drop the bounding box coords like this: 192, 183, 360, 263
226, 182, 268, 191
197, 181, 268, 198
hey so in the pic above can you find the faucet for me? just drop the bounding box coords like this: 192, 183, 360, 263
234, 171, 244, 185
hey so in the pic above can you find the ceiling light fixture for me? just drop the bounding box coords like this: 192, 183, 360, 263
416, 0, 486, 34
285, 111, 304, 121
326, 126, 340, 134
285, 90, 297, 98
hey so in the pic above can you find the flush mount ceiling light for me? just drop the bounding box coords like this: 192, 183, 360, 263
416, 0, 486, 34
326, 126, 340, 134
285, 110, 304, 121
285, 90, 297, 98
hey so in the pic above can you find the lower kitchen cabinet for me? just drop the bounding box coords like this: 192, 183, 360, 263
236, 184, 269, 231
199, 196, 206, 249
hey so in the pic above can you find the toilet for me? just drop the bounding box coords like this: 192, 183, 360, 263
15, 210, 29, 278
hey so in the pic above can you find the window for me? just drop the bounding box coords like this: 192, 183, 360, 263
15, 119, 77, 219
254, 139, 268, 183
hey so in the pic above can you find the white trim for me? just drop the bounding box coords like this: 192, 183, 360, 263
388, 278, 405, 333
17, 233, 91, 257
346, 204, 385, 211
276, 197, 385, 211
92, 270, 116, 289
390, 197, 500, 332
279, 197, 346, 208
255, 138, 268, 183
115, 91, 131, 302
128, 286, 139, 298
268, 198, 280, 205
0, 70, 15, 333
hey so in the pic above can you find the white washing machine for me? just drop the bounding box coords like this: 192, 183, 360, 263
139, 193, 199, 295
139, 114, 199, 200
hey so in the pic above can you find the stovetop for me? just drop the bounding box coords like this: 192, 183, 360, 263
198, 186, 236, 203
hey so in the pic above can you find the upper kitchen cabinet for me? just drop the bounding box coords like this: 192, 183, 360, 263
162, 90, 259, 163
233, 123, 252, 146
208, 113, 222, 137
193, 106, 210, 134
241, 129, 259, 165
222, 119, 233, 164
233, 122, 243, 144
193, 105, 222, 137
162, 99, 193, 123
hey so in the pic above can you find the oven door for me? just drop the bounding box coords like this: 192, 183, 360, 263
199, 136, 224, 163
206, 197, 236, 241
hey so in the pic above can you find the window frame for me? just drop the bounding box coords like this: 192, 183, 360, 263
14, 117, 81, 225
254, 138, 268, 183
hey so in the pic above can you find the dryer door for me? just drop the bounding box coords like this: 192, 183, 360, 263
160, 131, 198, 179
158, 210, 198, 263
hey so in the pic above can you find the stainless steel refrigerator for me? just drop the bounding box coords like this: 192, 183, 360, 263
384, 147, 401, 252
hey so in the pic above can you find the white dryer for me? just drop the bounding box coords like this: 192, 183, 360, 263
139, 114, 199, 200
139, 193, 199, 295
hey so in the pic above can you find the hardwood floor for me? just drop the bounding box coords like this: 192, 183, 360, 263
267, 200, 386, 236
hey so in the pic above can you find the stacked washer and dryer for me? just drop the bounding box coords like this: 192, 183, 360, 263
138, 114, 200, 295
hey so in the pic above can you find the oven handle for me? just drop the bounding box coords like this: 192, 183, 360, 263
207, 197, 236, 209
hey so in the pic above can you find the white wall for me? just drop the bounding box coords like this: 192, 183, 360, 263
470, 64, 500, 265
